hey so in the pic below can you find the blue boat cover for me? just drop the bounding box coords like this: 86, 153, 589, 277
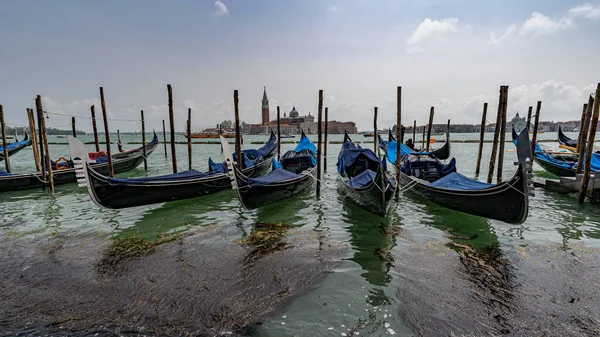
272, 158, 282, 170
294, 134, 317, 154
209, 151, 261, 173
401, 157, 457, 176
208, 157, 227, 173
429, 172, 494, 190
336, 147, 380, 174
514, 138, 600, 171
0, 139, 29, 152
247, 168, 300, 186
386, 140, 425, 164
0, 169, 11, 176
257, 135, 277, 157
345, 169, 377, 187
108, 169, 209, 186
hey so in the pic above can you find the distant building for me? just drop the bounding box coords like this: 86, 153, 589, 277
261, 87, 269, 125
511, 112, 527, 133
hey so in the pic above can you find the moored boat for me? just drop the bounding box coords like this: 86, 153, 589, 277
382, 128, 450, 160
0, 133, 31, 162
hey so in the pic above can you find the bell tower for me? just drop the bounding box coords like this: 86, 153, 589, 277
261, 86, 269, 125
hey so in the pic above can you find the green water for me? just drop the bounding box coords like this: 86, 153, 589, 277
1, 131, 600, 336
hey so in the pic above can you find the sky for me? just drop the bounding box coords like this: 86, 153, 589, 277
0, 0, 599, 133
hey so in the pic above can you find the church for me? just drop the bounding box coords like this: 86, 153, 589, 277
249, 87, 317, 134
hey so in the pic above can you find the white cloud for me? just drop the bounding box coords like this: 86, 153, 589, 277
406, 18, 460, 53
519, 12, 572, 36
490, 24, 517, 45
568, 3, 600, 19
215, 0, 229, 16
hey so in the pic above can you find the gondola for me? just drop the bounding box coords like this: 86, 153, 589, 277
381, 128, 450, 160
0, 134, 158, 193
224, 131, 316, 210
558, 126, 578, 148
337, 132, 396, 216
112, 131, 159, 160
70, 132, 277, 209
0, 133, 31, 162
397, 128, 532, 224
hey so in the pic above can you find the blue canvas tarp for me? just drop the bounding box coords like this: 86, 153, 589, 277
514, 139, 600, 171
345, 169, 377, 187
336, 147, 380, 174
257, 135, 277, 157
0, 169, 11, 176
208, 157, 227, 173
295, 134, 316, 154
0, 139, 29, 152
386, 140, 425, 164
108, 169, 209, 186
247, 168, 300, 186
429, 172, 494, 190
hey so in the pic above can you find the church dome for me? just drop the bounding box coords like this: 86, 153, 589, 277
289, 106, 299, 118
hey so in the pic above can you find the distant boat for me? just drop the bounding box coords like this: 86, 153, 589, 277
363, 132, 375, 137
56, 135, 66, 139
280, 135, 295, 139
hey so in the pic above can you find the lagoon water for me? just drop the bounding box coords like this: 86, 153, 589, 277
1, 131, 599, 336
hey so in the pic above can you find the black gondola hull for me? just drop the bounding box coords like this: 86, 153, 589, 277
533, 156, 576, 177
398, 166, 529, 224
0, 134, 32, 162
337, 171, 396, 217
86, 155, 273, 209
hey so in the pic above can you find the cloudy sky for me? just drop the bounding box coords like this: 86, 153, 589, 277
0, 0, 598, 132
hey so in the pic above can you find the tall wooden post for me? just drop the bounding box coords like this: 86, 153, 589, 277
0, 105, 10, 173
422, 126, 426, 148
497, 86, 509, 184
316, 90, 323, 197
426, 107, 434, 151
412, 120, 416, 145
577, 97, 594, 174
475, 102, 488, 176
71, 117, 76, 138
117, 129, 121, 144
162, 119, 167, 157
187, 108, 192, 170
526, 106, 533, 131
35, 97, 47, 187
99, 87, 114, 178
233, 90, 242, 169
36, 96, 54, 191
487, 87, 504, 184
395, 86, 402, 198
576, 103, 589, 153
167, 84, 177, 174
26, 108, 41, 171
373, 107, 378, 154
578, 84, 600, 204
324, 107, 328, 171
90, 105, 100, 152
276, 106, 281, 161
530, 101, 542, 161
141, 110, 147, 170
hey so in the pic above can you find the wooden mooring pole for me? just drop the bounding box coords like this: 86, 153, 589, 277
187, 108, 192, 170
36, 96, 54, 191
426, 107, 434, 152
578, 84, 600, 204
277, 106, 281, 162
576, 102, 589, 156
395, 86, 402, 198
577, 97, 594, 174
35, 97, 47, 188
422, 126, 426, 148
141, 110, 147, 170
0, 105, 10, 173
497, 86, 509, 184
117, 129, 121, 144
234, 90, 242, 169
316, 90, 323, 197
90, 105, 100, 151
324, 107, 328, 171
530, 101, 542, 161
487, 87, 504, 184
526, 106, 533, 131
412, 120, 416, 145
71, 117, 76, 138
162, 119, 167, 157
373, 107, 378, 155
475, 102, 487, 176
99, 87, 114, 178
167, 84, 177, 174
26, 108, 41, 171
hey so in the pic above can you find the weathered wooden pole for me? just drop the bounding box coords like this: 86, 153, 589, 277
35, 97, 47, 187
395, 86, 402, 198
475, 102, 488, 176
167, 84, 177, 174
487, 87, 504, 184
99, 87, 114, 178
578, 84, 600, 204
576, 102, 589, 154
577, 97, 594, 174
71, 117, 76, 138
141, 110, 147, 171
26, 108, 41, 171
324, 107, 328, 171
412, 120, 416, 144
36, 96, 54, 191
497, 86, 509, 184
373, 107, 378, 154
276, 106, 281, 162
316, 90, 323, 197
162, 119, 167, 157
234, 90, 242, 169
0, 105, 10, 173
90, 105, 100, 152
422, 125, 426, 148
426, 107, 434, 151
117, 129, 121, 144
187, 108, 192, 170
526, 106, 533, 131
530, 101, 542, 161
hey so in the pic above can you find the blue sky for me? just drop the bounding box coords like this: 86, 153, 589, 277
0, 0, 598, 132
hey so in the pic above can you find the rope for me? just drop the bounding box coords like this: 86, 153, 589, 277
44, 111, 142, 122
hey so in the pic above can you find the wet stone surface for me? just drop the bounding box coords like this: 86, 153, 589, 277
0, 225, 345, 336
